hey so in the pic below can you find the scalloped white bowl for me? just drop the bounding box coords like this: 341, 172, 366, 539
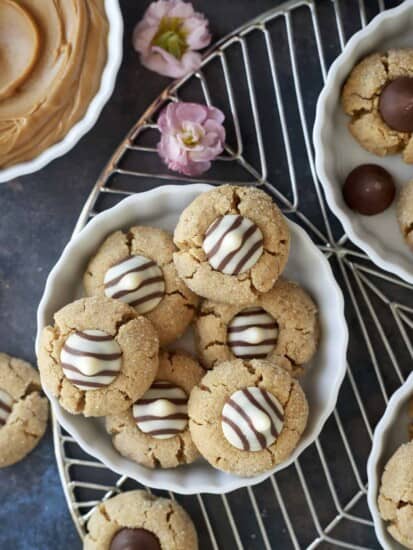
36, 184, 348, 494
0, 0, 123, 184
367, 372, 413, 550
313, 2, 413, 285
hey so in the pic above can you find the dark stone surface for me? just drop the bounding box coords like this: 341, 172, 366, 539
0, 2, 285, 549
0, 1, 404, 549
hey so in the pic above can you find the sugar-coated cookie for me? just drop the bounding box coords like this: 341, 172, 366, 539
188, 359, 308, 477
173, 185, 290, 304
38, 296, 159, 417
342, 49, 413, 163
84, 226, 199, 346
378, 441, 413, 549
397, 179, 413, 249
0, 353, 48, 467
195, 278, 319, 372
106, 350, 204, 468
84, 490, 198, 550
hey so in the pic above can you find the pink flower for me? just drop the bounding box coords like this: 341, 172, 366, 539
133, 1, 211, 78
157, 102, 225, 176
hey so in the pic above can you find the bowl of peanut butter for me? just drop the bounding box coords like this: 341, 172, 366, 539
0, 0, 123, 183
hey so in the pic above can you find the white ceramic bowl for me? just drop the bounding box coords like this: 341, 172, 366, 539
313, 2, 413, 285
367, 372, 413, 550
0, 0, 123, 184
36, 184, 348, 494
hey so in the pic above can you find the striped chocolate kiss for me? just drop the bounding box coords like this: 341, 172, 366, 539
0, 389, 13, 427
133, 380, 188, 440
202, 214, 264, 275
228, 307, 278, 359
221, 387, 284, 451
60, 330, 122, 391
104, 255, 165, 314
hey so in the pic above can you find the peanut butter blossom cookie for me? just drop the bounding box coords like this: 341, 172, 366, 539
106, 351, 204, 468
0, 353, 48, 468
195, 278, 319, 371
84, 490, 198, 550
188, 359, 308, 477
378, 441, 413, 549
38, 296, 159, 417
84, 226, 199, 346
173, 185, 290, 304
397, 179, 413, 250
342, 49, 413, 163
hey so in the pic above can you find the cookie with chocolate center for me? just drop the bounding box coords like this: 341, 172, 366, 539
0, 353, 48, 468
84, 226, 199, 346
195, 277, 319, 372
397, 179, 413, 249
173, 185, 290, 305
37, 296, 159, 417
106, 350, 204, 469
342, 49, 413, 164
188, 359, 308, 477
378, 440, 413, 549
84, 490, 198, 550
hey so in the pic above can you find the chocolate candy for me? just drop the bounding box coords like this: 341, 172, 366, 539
110, 527, 161, 550
60, 330, 122, 390
104, 255, 165, 314
133, 380, 188, 439
227, 307, 278, 359
0, 389, 13, 427
343, 164, 395, 215
379, 77, 413, 132
221, 387, 284, 451
203, 214, 264, 275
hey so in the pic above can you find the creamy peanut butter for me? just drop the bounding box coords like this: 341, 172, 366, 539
0, 0, 108, 168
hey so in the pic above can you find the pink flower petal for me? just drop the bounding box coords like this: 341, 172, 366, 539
133, 25, 158, 55
156, 100, 225, 176
175, 103, 208, 124
184, 17, 211, 50
145, 1, 173, 21
184, 159, 211, 176
206, 107, 225, 125
169, 2, 195, 18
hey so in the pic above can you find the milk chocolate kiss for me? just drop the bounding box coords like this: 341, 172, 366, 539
343, 164, 395, 216
379, 77, 413, 132
110, 528, 161, 550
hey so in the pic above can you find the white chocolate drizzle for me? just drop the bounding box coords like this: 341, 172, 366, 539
133, 380, 188, 439
221, 387, 284, 451
0, 389, 13, 427
202, 215, 264, 275
104, 255, 165, 314
228, 307, 278, 359
60, 330, 122, 391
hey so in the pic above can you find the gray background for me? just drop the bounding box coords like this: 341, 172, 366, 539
0, 1, 403, 549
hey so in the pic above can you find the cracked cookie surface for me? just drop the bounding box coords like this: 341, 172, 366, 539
0, 353, 48, 468
84, 226, 199, 346
188, 359, 308, 477
84, 490, 198, 550
397, 179, 413, 250
106, 350, 204, 469
195, 277, 319, 372
342, 49, 413, 163
378, 440, 413, 549
37, 296, 159, 417
173, 185, 290, 304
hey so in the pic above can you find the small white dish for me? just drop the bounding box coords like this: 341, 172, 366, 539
313, 2, 413, 285
0, 0, 123, 184
36, 184, 348, 494
367, 372, 413, 550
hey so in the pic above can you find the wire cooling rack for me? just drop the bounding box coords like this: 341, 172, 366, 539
53, 0, 412, 548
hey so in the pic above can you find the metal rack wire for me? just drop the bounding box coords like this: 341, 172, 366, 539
53, 1, 412, 548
